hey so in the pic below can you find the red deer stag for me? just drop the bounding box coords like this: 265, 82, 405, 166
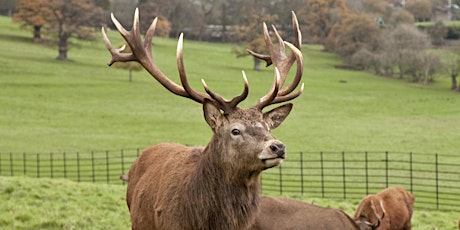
250, 196, 383, 230
102, 8, 303, 230
354, 187, 415, 230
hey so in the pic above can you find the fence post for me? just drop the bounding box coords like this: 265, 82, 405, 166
23, 152, 26, 175
279, 164, 283, 195
121, 149, 125, 176
9, 152, 13, 176
77, 152, 81, 182
365, 151, 369, 195
410, 152, 413, 193
50, 152, 54, 179
385, 151, 389, 187
435, 153, 439, 209
342, 151, 346, 199
320, 152, 324, 198
36, 153, 40, 178
63, 152, 67, 179
91, 151, 95, 182
300, 152, 304, 195
106, 150, 110, 183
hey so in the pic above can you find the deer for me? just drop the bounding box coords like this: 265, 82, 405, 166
102, 8, 304, 230
354, 187, 415, 230
250, 196, 383, 230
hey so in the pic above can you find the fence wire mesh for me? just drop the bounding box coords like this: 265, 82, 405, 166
0, 150, 458, 211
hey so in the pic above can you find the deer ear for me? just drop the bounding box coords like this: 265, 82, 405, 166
263, 103, 293, 130
203, 99, 223, 129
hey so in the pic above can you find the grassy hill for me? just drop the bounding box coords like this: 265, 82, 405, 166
1, 16, 459, 155
0, 176, 458, 229
0, 16, 459, 229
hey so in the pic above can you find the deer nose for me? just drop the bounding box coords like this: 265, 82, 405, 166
270, 143, 286, 158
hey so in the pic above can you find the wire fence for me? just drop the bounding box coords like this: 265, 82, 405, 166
0, 149, 458, 211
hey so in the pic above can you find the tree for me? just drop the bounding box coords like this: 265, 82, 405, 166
382, 24, 432, 79
13, 0, 104, 61
296, 0, 347, 44
405, 0, 431, 22
386, 8, 415, 27
13, 0, 50, 42
442, 51, 460, 90
138, 2, 171, 37
47, 0, 104, 60
325, 13, 381, 63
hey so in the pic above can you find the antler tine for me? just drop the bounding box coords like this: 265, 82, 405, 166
249, 12, 304, 110
102, 8, 211, 104
247, 11, 302, 93
278, 12, 302, 96
253, 41, 304, 109
201, 72, 249, 114
102, 16, 136, 65
254, 68, 282, 110
176, 33, 211, 103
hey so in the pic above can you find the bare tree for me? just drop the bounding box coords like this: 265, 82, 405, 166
443, 51, 460, 90
382, 24, 431, 79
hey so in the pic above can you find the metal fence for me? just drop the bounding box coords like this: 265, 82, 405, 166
0, 149, 459, 211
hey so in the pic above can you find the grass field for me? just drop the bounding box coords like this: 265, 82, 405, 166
1, 176, 458, 229
1, 15, 460, 229
1, 16, 459, 155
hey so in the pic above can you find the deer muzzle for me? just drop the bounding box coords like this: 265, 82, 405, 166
270, 143, 286, 159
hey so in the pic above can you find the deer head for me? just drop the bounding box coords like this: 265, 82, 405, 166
356, 200, 386, 230
102, 8, 303, 171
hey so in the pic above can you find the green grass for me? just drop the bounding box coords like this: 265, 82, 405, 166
416, 20, 460, 27
0, 176, 458, 229
1, 16, 459, 155
0, 176, 130, 229
1, 16, 459, 229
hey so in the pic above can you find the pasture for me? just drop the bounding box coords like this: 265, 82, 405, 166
1, 16, 459, 154
1, 176, 459, 229
1, 16, 459, 229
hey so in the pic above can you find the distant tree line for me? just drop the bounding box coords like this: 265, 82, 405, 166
10, 0, 460, 90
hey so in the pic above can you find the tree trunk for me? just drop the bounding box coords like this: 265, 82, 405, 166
451, 74, 458, 90
33, 25, 42, 42
253, 57, 261, 71
57, 37, 68, 60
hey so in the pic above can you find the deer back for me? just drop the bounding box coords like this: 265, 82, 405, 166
250, 196, 360, 230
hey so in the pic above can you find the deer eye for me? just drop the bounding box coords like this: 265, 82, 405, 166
231, 129, 241, 136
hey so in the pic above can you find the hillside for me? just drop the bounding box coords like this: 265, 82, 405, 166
1, 15, 459, 155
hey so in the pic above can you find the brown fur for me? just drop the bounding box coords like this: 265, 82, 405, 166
249, 196, 360, 230
127, 103, 293, 230
354, 187, 415, 230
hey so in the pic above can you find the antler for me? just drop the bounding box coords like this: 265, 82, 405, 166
101, 8, 248, 114
365, 200, 386, 229
248, 11, 304, 110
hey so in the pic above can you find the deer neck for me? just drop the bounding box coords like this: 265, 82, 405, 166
182, 137, 261, 230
